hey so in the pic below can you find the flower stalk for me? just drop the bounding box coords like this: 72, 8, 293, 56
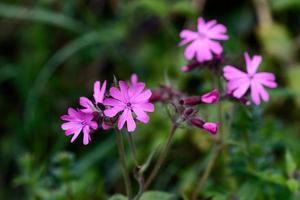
115, 131, 132, 198
144, 123, 179, 190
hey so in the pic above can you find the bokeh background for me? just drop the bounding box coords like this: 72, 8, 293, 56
1, 0, 300, 199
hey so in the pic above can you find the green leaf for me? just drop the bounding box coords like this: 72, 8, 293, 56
140, 191, 175, 200
24, 31, 100, 132
237, 182, 259, 200
108, 194, 128, 200
286, 179, 299, 193
285, 150, 297, 177
0, 3, 85, 32
257, 23, 295, 63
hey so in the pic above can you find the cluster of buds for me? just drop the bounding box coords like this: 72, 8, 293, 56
150, 85, 220, 135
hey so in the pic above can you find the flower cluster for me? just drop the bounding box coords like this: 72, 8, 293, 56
61, 74, 154, 145
180, 17, 277, 105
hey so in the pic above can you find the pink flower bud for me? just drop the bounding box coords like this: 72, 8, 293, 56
200, 90, 219, 104
202, 122, 219, 135
180, 96, 201, 106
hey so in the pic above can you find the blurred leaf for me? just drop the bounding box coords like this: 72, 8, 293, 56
287, 66, 300, 106
108, 194, 128, 200
257, 23, 295, 63
285, 150, 297, 178
237, 181, 259, 200
286, 179, 299, 193
271, 0, 300, 11
255, 171, 286, 185
140, 191, 175, 200
0, 3, 85, 33
24, 31, 101, 131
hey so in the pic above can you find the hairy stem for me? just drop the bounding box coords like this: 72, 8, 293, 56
116, 131, 132, 198
144, 123, 178, 190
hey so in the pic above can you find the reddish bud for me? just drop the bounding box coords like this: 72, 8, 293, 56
190, 118, 205, 128
150, 90, 162, 103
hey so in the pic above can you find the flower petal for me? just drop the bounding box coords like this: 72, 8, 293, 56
125, 111, 136, 132
132, 89, 152, 103
132, 106, 150, 123
93, 80, 107, 103
83, 126, 91, 145
245, 52, 262, 75
104, 106, 124, 117
110, 87, 124, 101
79, 97, 94, 113
223, 65, 247, 80
179, 30, 198, 46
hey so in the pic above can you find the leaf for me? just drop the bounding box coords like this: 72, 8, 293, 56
24, 31, 100, 132
257, 23, 295, 63
108, 194, 128, 200
286, 179, 299, 193
140, 191, 175, 200
0, 3, 85, 33
287, 65, 300, 106
237, 181, 259, 200
271, 0, 300, 11
285, 150, 297, 177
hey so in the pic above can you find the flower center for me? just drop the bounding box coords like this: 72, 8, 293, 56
126, 102, 132, 108
81, 121, 87, 126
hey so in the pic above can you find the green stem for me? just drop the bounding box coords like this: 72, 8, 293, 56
192, 145, 221, 200
116, 131, 132, 198
127, 133, 145, 200
144, 123, 178, 190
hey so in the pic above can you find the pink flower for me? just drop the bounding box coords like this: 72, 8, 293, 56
223, 52, 277, 105
104, 80, 154, 132
80, 80, 107, 113
61, 108, 98, 145
179, 17, 229, 63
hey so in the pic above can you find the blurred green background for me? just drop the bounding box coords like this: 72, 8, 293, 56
1, 0, 300, 199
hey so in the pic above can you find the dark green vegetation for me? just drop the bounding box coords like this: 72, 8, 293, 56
1, 0, 300, 199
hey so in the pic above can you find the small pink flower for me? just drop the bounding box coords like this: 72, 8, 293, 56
80, 80, 107, 113
202, 122, 219, 135
179, 17, 229, 62
223, 52, 277, 105
201, 89, 219, 104
104, 80, 154, 132
61, 108, 98, 145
